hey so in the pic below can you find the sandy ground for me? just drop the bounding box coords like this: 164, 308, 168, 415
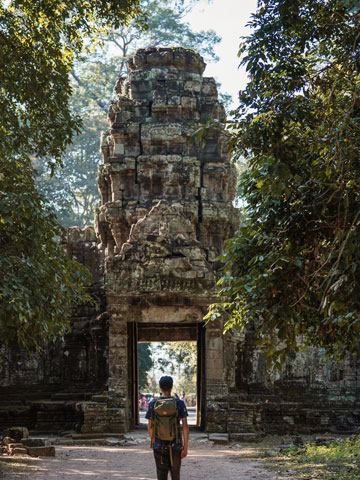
0, 434, 287, 480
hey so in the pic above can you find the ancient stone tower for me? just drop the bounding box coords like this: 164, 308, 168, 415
1, 47, 359, 437
94, 47, 238, 432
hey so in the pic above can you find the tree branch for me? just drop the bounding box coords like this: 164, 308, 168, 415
71, 68, 108, 113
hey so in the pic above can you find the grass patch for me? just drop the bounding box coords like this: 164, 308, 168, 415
264, 436, 360, 480
0, 456, 33, 476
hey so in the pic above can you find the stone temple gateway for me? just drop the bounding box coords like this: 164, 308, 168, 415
95, 46, 238, 433
0, 47, 360, 437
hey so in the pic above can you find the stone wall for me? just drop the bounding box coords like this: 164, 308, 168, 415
0, 227, 108, 432
226, 329, 360, 435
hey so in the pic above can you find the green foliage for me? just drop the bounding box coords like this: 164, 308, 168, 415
0, 0, 141, 350
0, 0, 141, 165
0, 158, 93, 352
208, 0, 360, 363
269, 436, 360, 480
35, 56, 118, 226
36, 0, 222, 226
103, 0, 220, 66
138, 342, 153, 390
133, 0, 220, 62
154, 342, 197, 392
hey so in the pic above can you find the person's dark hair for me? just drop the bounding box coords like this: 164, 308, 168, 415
159, 376, 173, 391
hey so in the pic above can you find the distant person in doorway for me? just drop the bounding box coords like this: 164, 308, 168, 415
146, 376, 189, 480
180, 391, 186, 405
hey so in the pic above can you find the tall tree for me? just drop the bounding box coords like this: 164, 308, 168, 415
138, 342, 153, 390
206, 0, 360, 365
103, 0, 220, 71
36, 0, 222, 227
0, 0, 142, 351
154, 342, 197, 392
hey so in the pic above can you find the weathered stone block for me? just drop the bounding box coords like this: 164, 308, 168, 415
1, 436, 15, 446
21, 438, 48, 447
229, 433, 261, 443
208, 433, 229, 444
2, 427, 29, 443
12, 447, 28, 456
27, 446, 55, 457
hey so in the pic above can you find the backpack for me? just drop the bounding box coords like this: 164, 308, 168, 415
152, 397, 180, 444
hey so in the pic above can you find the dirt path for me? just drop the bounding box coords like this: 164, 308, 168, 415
1, 436, 287, 480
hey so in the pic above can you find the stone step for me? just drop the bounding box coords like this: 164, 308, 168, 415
229, 433, 262, 443
21, 438, 49, 447
55, 438, 102, 446
0, 400, 24, 406
71, 433, 125, 440
51, 392, 97, 401
51, 393, 85, 401
13, 447, 28, 456
91, 394, 109, 402
27, 446, 55, 457
208, 433, 229, 444
0, 385, 59, 396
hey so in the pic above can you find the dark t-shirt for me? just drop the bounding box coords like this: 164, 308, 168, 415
145, 397, 188, 450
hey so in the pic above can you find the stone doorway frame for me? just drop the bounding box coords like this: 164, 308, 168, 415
127, 322, 206, 430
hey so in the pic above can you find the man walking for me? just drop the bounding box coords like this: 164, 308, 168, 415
146, 376, 189, 480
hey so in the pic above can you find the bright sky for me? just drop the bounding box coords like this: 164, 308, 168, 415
185, 0, 258, 109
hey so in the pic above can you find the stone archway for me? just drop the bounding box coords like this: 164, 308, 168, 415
106, 302, 232, 433
128, 321, 204, 428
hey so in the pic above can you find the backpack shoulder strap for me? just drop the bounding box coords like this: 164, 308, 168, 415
151, 399, 158, 446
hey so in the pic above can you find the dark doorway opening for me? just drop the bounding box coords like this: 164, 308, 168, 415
128, 322, 205, 430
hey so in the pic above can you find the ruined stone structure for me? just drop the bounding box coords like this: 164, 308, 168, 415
1, 47, 359, 437
94, 47, 238, 433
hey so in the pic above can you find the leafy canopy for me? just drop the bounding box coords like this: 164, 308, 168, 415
0, 0, 142, 164
207, 0, 360, 365
0, 0, 141, 351
154, 342, 197, 393
0, 159, 93, 352
138, 342, 153, 390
